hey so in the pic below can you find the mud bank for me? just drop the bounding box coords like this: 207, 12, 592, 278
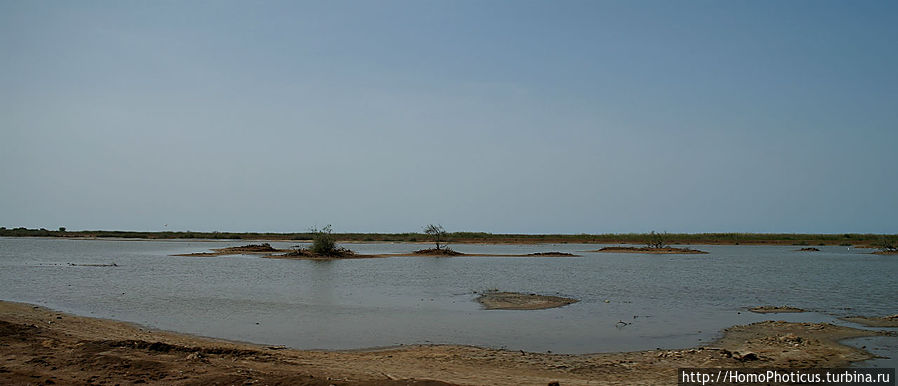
172, 243, 290, 257
591, 246, 709, 254
841, 314, 898, 327
749, 305, 806, 314
476, 291, 578, 310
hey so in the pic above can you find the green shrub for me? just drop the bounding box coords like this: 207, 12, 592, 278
306, 225, 356, 256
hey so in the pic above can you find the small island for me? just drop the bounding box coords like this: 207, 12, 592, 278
797, 247, 821, 252
841, 314, 898, 327
264, 248, 379, 260
408, 249, 578, 257
749, 305, 806, 314
590, 232, 708, 254
411, 248, 465, 256
173, 243, 289, 257
593, 246, 708, 254
870, 240, 897, 255
476, 291, 578, 310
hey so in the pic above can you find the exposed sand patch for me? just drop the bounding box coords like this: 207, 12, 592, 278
177, 245, 580, 259
592, 246, 709, 254
476, 291, 578, 310
749, 305, 806, 314
263, 250, 382, 260
173, 243, 290, 257
412, 248, 465, 256
841, 314, 898, 327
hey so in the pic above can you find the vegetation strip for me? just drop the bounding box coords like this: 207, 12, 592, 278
3, 227, 897, 248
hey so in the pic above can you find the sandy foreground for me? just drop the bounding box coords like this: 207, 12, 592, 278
0, 301, 892, 386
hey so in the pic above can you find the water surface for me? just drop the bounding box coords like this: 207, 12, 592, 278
1, 238, 894, 366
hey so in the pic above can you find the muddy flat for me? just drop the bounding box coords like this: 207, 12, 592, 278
476, 291, 578, 310
176, 246, 580, 259
525, 252, 578, 257
263, 252, 383, 260
592, 246, 709, 254
172, 243, 290, 257
387, 251, 581, 257
841, 314, 898, 327
749, 305, 806, 314
0, 301, 888, 385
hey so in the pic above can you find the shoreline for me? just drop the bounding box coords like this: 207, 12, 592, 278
1, 300, 890, 385
1, 235, 888, 251
2, 233, 894, 248
172, 244, 582, 259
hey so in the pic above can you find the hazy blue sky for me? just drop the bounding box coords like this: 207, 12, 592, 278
2, 1, 896, 234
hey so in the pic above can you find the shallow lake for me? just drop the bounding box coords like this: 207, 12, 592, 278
1, 238, 895, 366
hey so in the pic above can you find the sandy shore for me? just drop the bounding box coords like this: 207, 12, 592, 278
476, 292, 578, 310
1, 301, 891, 385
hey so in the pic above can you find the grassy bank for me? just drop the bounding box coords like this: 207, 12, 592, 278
1, 227, 895, 247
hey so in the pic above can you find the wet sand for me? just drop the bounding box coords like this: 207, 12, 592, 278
591, 247, 709, 254
172, 243, 291, 257
749, 305, 806, 314
841, 315, 898, 327
263, 252, 383, 260
175, 247, 581, 260
476, 291, 578, 310
384, 251, 581, 258
1, 301, 890, 385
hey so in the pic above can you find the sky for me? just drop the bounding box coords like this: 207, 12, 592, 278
1, 0, 896, 234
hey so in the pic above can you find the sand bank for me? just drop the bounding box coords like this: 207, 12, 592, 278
591, 246, 709, 254
172, 243, 290, 257
175, 245, 581, 259
1, 301, 890, 385
841, 314, 898, 327
476, 291, 578, 310
749, 305, 806, 314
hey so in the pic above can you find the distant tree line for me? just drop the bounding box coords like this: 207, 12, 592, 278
1, 226, 896, 248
